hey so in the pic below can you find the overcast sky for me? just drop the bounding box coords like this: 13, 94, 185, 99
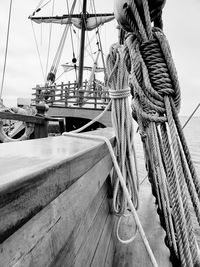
0, 0, 200, 116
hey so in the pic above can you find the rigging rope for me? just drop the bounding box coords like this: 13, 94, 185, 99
0, 0, 13, 100
45, 0, 55, 80
106, 43, 139, 214
91, 0, 109, 80
106, 42, 140, 244
31, 21, 46, 83
112, 0, 200, 266
66, 0, 78, 81
47, 0, 77, 83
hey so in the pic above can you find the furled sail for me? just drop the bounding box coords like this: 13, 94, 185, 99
29, 14, 114, 31
61, 64, 104, 73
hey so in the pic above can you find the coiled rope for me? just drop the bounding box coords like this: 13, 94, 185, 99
114, 0, 200, 266
106, 43, 140, 243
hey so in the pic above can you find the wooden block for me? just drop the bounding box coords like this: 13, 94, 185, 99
0, 152, 113, 267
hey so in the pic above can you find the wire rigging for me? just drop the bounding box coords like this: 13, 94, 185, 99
66, 0, 78, 81
45, 0, 55, 80
31, 21, 46, 83
48, 0, 77, 82
0, 0, 13, 100
91, 0, 108, 79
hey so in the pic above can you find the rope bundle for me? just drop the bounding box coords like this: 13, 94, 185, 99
106, 43, 139, 241
113, 0, 200, 266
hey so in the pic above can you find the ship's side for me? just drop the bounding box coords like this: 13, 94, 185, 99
0, 127, 172, 267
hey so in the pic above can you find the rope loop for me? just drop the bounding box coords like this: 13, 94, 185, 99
109, 87, 131, 99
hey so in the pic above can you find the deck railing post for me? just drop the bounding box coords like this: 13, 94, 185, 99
94, 81, 97, 109
51, 84, 56, 106
36, 85, 41, 104
61, 82, 64, 102
34, 103, 49, 138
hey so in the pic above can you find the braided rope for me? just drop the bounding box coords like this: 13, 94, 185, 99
114, 0, 200, 265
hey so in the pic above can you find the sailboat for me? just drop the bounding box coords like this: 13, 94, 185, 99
0, 0, 200, 267
28, 0, 116, 132
0, 0, 115, 140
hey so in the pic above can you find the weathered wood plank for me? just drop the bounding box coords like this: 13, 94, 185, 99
0, 111, 44, 124
0, 151, 113, 267
104, 232, 116, 267
91, 214, 115, 267
0, 128, 115, 243
72, 197, 110, 267
51, 181, 108, 266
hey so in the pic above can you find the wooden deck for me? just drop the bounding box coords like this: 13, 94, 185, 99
0, 128, 171, 267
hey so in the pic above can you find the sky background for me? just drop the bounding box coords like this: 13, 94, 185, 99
0, 0, 200, 116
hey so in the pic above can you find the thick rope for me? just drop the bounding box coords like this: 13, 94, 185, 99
115, 0, 200, 266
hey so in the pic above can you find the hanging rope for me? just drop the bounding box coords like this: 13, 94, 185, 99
113, 0, 200, 266
0, 0, 13, 100
106, 43, 139, 216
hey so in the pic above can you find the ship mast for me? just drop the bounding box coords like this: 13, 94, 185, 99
78, 0, 87, 93
29, 0, 115, 104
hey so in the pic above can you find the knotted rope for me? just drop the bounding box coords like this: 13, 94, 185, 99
114, 0, 200, 266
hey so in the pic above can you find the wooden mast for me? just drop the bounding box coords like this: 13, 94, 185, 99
77, 0, 87, 105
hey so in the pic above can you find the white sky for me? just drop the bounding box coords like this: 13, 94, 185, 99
0, 0, 200, 116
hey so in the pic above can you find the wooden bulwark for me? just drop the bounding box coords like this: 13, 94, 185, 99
0, 127, 172, 267
0, 128, 115, 267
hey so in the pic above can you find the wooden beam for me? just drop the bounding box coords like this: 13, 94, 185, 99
0, 111, 44, 124
47, 106, 112, 127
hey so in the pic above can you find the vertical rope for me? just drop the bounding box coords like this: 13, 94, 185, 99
114, 0, 200, 265
0, 0, 13, 99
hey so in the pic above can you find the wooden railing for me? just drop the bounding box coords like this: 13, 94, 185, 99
32, 80, 110, 109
